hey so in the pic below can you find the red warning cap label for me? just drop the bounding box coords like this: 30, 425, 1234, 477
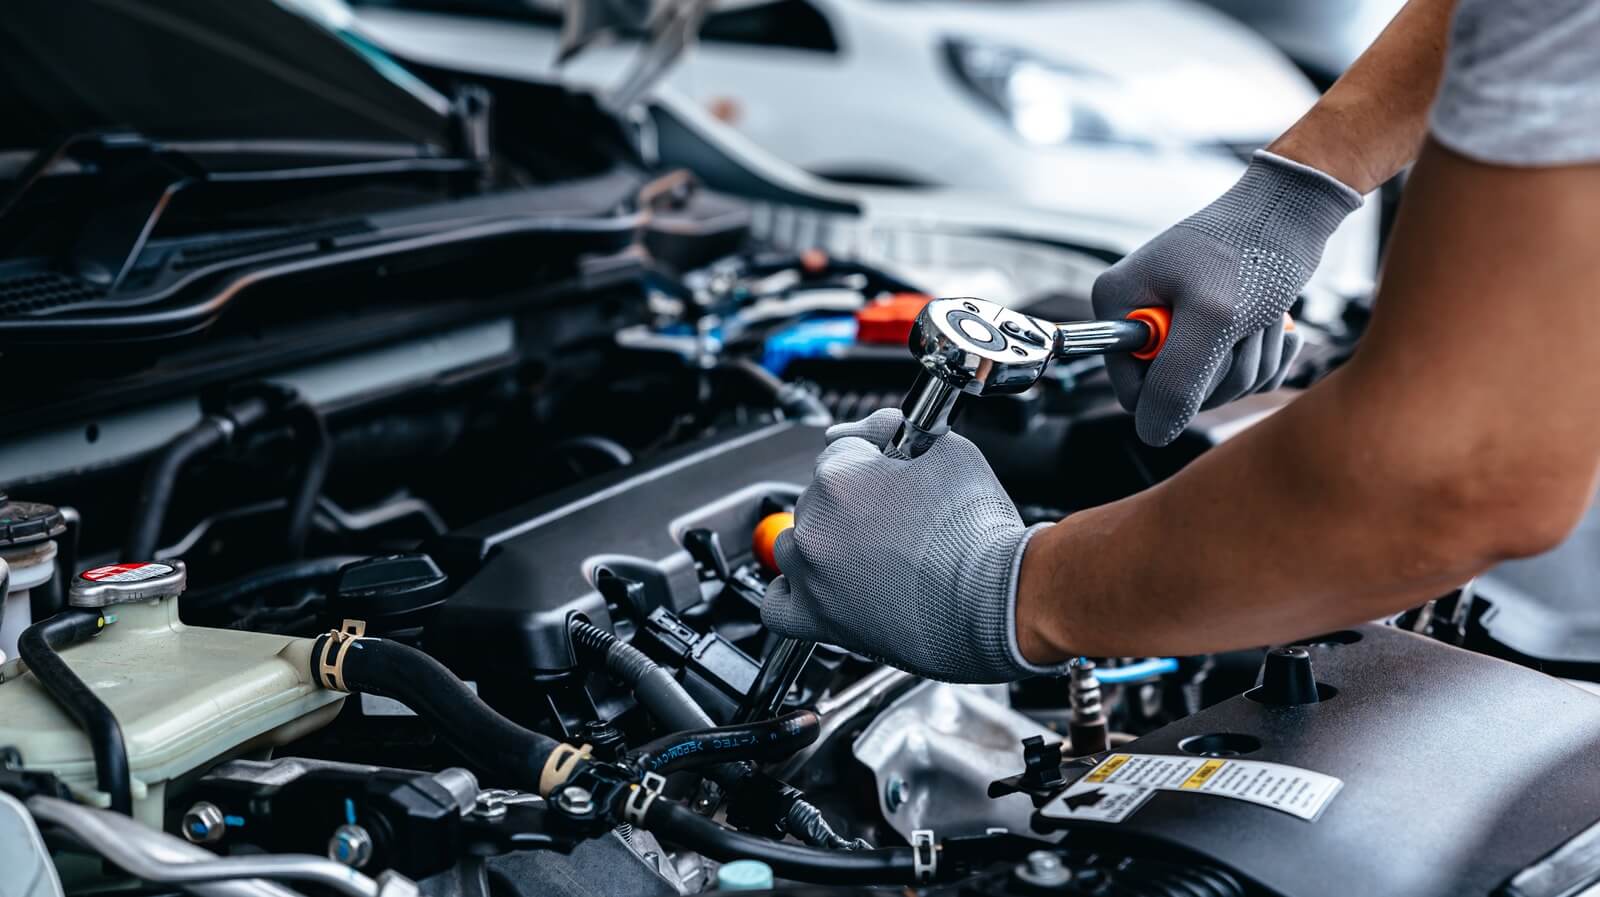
81, 562, 175, 583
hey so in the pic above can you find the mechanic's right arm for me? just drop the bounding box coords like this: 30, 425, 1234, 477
1018, 135, 1600, 659
1268, 0, 1457, 195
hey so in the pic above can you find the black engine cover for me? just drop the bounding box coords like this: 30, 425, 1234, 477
426, 422, 822, 678
1037, 624, 1600, 897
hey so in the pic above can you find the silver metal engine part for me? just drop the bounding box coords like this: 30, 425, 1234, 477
0, 791, 65, 897
26, 795, 334, 897
851, 680, 1056, 841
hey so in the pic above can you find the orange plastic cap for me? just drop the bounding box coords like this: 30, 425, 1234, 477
1126, 306, 1172, 361
753, 511, 795, 574
856, 293, 933, 346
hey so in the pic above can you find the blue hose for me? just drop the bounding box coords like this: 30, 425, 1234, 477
1089, 657, 1179, 684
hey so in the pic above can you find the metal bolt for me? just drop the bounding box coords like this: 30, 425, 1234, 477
432, 768, 480, 816
473, 790, 510, 819
884, 776, 908, 813
181, 802, 226, 844
327, 824, 374, 869
1016, 849, 1072, 887
556, 785, 594, 816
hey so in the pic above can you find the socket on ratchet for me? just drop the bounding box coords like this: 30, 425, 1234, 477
887, 296, 1169, 458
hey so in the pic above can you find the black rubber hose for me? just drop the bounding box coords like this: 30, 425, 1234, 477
547, 435, 633, 471
282, 402, 332, 559
17, 611, 131, 815
570, 619, 714, 733
643, 800, 918, 885
125, 418, 232, 560
568, 618, 864, 849
722, 360, 832, 426
631, 710, 820, 775
183, 555, 365, 615
571, 618, 761, 797
310, 634, 560, 789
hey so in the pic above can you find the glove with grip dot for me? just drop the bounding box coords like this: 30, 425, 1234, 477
1092, 150, 1363, 446
761, 409, 1064, 683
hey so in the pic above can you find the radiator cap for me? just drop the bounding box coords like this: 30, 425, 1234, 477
69, 561, 187, 608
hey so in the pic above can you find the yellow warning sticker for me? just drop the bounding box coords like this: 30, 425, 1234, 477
1182, 759, 1226, 790
1084, 753, 1131, 784
1042, 754, 1343, 824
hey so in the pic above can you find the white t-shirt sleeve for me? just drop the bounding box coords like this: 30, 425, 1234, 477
1429, 0, 1600, 166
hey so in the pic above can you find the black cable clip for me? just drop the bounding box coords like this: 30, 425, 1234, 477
912, 829, 937, 883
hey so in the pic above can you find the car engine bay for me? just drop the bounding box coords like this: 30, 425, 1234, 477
4, 6, 1600, 897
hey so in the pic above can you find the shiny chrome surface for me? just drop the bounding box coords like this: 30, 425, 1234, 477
890, 297, 1053, 458
737, 636, 818, 722
27, 796, 374, 897
1053, 319, 1150, 356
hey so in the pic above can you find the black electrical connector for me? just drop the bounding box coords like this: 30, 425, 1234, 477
682, 528, 732, 584
0, 747, 73, 802
595, 568, 653, 623
189, 760, 483, 879
567, 618, 864, 850
570, 617, 718, 737
636, 606, 760, 722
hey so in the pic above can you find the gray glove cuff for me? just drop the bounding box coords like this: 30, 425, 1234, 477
1180, 149, 1364, 272
1003, 523, 1071, 678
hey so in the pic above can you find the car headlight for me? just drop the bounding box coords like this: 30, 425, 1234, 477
944, 39, 1154, 148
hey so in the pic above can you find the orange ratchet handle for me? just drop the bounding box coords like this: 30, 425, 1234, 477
1125, 307, 1171, 361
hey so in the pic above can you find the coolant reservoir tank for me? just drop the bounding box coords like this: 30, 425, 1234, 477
0, 561, 345, 826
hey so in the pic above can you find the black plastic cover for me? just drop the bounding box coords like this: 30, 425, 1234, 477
0, 1, 448, 149
1036, 625, 1600, 897
427, 422, 822, 676
328, 553, 450, 636
0, 495, 65, 548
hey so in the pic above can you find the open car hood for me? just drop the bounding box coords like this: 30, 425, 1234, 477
0, 0, 451, 150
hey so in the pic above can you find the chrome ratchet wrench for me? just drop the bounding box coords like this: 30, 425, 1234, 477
741, 296, 1170, 718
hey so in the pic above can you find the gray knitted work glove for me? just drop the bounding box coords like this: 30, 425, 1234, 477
761, 409, 1061, 683
1092, 150, 1363, 446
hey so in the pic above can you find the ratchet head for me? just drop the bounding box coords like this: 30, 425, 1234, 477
887, 297, 1053, 458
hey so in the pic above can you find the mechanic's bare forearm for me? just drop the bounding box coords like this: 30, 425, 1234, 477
1018, 141, 1600, 660
1015, 375, 1477, 659
1268, 0, 1456, 194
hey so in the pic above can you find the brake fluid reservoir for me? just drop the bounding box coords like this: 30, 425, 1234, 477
0, 561, 345, 825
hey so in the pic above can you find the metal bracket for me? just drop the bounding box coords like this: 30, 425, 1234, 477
624, 772, 667, 826
912, 829, 937, 883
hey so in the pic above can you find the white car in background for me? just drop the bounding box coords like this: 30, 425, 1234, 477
352, 0, 1380, 317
